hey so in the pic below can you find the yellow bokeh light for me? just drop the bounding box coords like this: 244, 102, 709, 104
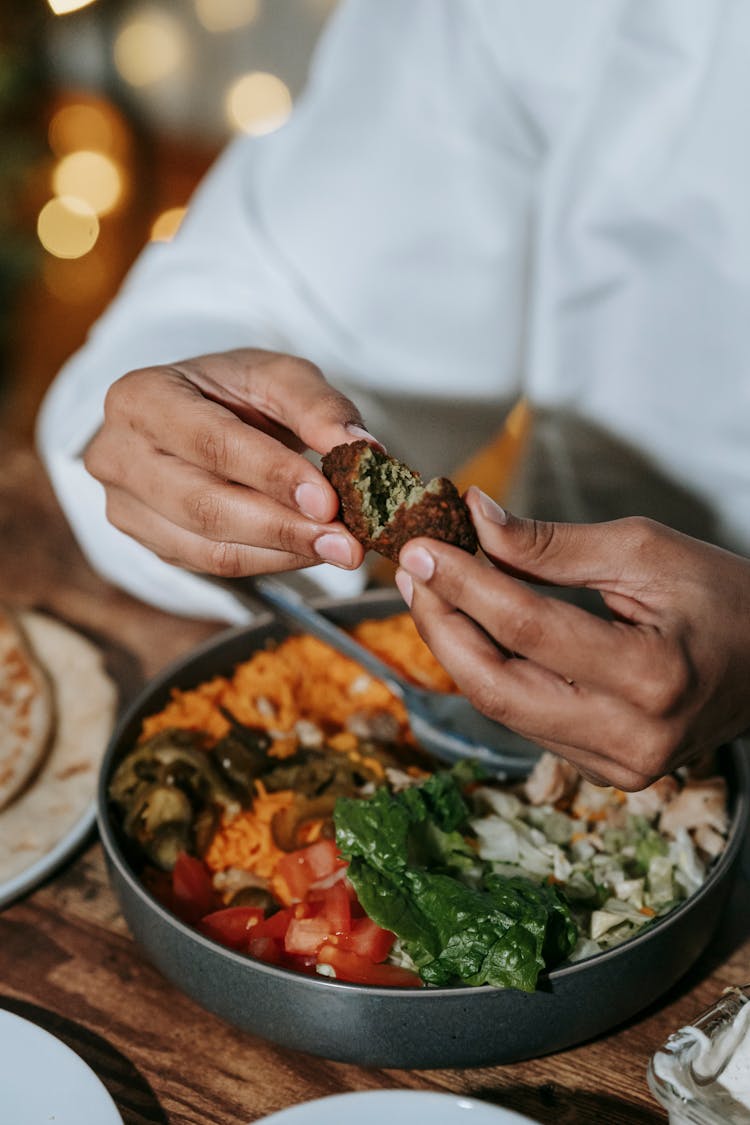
53, 151, 124, 216
114, 10, 186, 87
48, 100, 129, 159
225, 71, 293, 136
150, 206, 188, 242
194, 0, 260, 33
37, 196, 100, 260
47, 0, 99, 14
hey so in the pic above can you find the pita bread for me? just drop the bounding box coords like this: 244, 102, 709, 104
0, 606, 54, 812
0, 612, 118, 885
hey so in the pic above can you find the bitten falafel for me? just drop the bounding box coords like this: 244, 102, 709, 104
321, 440, 478, 563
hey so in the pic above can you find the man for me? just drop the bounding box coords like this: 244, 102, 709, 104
37, 1, 750, 785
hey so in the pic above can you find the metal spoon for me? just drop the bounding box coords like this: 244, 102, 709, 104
215, 574, 541, 778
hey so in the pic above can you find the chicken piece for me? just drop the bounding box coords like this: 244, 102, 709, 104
693, 823, 727, 859
524, 751, 580, 806
571, 779, 627, 822
625, 775, 680, 818
658, 777, 729, 837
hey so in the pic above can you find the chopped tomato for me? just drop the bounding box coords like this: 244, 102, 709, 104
317, 944, 421, 988
308, 881, 351, 935
198, 906, 264, 949
247, 935, 284, 964
171, 852, 218, 923
333, 917, 395, 963
170, 840, 415, 986
251, 905, 297, 942
284, 914, 332, 956
274, 839, 346, 902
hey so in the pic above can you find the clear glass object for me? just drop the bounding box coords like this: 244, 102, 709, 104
648, 985, 750, 1124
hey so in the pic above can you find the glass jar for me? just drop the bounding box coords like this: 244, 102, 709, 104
648, 985, 750, 1124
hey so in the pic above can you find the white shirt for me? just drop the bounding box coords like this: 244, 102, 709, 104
37, 0, 750, 622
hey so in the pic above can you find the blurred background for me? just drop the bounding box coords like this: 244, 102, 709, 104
0, 0, 337, 438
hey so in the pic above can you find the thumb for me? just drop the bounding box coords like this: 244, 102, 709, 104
464, 486, 646, 589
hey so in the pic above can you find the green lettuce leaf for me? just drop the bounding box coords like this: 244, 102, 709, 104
335, 768, 576, 991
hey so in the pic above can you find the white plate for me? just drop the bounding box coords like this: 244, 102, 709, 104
254, 1091, 542, 1125
0, 801, 95, 910
0, 1009, 123, 1125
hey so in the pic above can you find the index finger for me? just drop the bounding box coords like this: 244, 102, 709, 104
398, 576, 668, 789
176, 349, 377, 459
397, 538, 664, 700
109, 360, 375, 523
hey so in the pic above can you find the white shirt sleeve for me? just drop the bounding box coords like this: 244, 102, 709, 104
40, 0, 750, 622
37, 0, 543, 620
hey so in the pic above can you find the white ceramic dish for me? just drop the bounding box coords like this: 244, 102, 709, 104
0, 801, 95, 910
0, 1008, 122, 1124
254, 1091, 541, 1125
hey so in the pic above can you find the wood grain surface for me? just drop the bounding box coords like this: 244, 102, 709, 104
1, 433, 749, 1125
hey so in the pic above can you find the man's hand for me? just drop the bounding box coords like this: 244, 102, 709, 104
84, 348, 376, 577
395, 487, 750, 790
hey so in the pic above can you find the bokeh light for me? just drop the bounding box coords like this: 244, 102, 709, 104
114, 9, 187, 87
47, 0, 99, 14
37, 196, 100, 259
48, 99, 130, 160
225, 71, 292, 136
150, 206, 188, 242
52, 150, 124, 216
194, 0, 260, 33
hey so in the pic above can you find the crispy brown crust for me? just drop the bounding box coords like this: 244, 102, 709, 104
321, 440, 478, 563
320, 440, 374, 546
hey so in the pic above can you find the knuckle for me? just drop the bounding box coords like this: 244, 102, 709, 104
263, 449, 299, 502
103, 368, 148, 422
205, 539, 247, 578
517, 519, 561, 566
193, 427, 231, 475
466, 668, 508, 724
634, 722, 681, 780
288, 355, 325, 383
434, 560, 470, 602
528, 521, 557, 560
184, 489, 226, 538
506, 610, 545, 656
616, 515, 661, 557
634, 642, 693, 717
275, 518, 307, 557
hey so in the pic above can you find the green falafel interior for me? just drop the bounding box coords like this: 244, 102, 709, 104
353, 445, 430, 540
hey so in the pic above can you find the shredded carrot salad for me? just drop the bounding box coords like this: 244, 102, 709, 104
139, 612, 447, 889
204, 782, 294, 881
140, 613, 451, 752
353, 615, 456, 692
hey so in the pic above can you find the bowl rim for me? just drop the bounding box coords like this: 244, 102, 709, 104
97, 591, 750, 1000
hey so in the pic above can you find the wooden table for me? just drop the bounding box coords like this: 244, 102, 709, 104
1, 433, 749, 1125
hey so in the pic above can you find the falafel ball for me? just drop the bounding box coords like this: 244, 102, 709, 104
321, 440, 478, 563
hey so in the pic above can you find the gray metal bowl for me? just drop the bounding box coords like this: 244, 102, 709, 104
96, 590, 750, 1069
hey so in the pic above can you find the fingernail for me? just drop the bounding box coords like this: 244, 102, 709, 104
295, 482, 330, 521
400, 544, 435, 581
314, 533, 354, 567
394, 569, 413, 607
475, 488, 508, 525
345, 424, 386, 452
